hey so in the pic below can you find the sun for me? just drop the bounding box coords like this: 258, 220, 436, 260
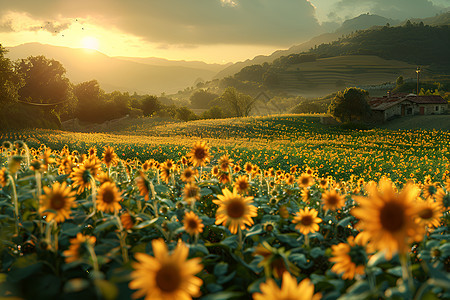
80, 36, 99, 50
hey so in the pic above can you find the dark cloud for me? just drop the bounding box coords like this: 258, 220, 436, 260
334, 0, 443, 20
29, 21, 71, 35
0, 0, 323, 46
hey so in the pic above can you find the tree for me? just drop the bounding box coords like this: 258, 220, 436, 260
216, 87, 257, 117
15, 55, 74, 115
142, 96, 161, 117
328, 87, 372, 122
0, 45, 22, 108
74, 80, 105, 122
189, 90, 217, 109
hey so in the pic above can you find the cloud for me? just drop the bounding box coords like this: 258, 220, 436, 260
0, 19, 13, 32
334, 0, 443, 20
29, 21, 71, 35
0, 0, 323, 46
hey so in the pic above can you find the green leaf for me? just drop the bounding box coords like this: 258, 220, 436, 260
133, 217, 159, 229
189, 244, 209, 255
201, 291, 244, 300
214, 262, 228, 277
310, 247, 325, 259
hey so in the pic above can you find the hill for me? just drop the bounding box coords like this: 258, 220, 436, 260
214, 13, 400, 79
214, 12, 450, 79
5, 43, 228, 94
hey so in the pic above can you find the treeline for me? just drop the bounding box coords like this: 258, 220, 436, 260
0, 44, 267, 130
307, 22, 450, 71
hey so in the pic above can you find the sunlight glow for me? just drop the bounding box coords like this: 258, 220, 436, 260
81, 36, 99, 50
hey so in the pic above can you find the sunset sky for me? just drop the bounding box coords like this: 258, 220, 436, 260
0, 0, 448, 63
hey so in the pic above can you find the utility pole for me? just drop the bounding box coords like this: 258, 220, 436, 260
416, 67, 421, 95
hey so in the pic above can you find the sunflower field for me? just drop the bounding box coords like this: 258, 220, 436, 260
0, 115, 449, 299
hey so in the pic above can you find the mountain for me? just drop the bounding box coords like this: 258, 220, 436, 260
114, 56, 231, 74
214, 13, 399, 79
5, 43, 229, 94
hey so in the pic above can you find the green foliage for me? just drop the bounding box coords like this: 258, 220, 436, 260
190, 90, 218, 109
15, 55, 74, 116
0, 103, 60, 130
307, 24, 450, 71
328, 87, 371, 122
0, 45, 22, 108
201, 106, 227, 119
141, 96, 161, 117
213, 87, 257, 117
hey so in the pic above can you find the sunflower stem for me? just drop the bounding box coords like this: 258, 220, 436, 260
8, 175, 19, 235
115, 213, 129, 264
87, 243, 99, 273
400, 253, 414, 293
45, 219, 55, 250
35, 171, 44, 235
238, 227, 244, 250
304, 234, 310, 248
86, 177, 97, 219
53, 220, 58, 251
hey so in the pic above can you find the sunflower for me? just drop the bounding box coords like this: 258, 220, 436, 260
41, 148, 55, 169
97, 171, 113, 185
218, 154, 233, 172
297, 173, 315, 188
422, 183, 438, 199
253, 272, 321, 300
70, 157, 101, 194
445, 178, 450, 192
321, 189, 346, 212
159, 163, 172, 184
301, 188, 311, 203
233, 164, 241, 173
415, 197, 443, 228
244, 162, 254, 174
129, 239, 203, 300
39, 181, 77, 223
329, 235, 367, 280
435, 188, 450, 208
213, 188, 258, 234
183, 211, 204, 236
290, 165, 298, 174
211, 166, 220, 177
0, 167, 9, 187
180, 156, 188, 166
234, 175, 250, 194
96, 182, 122, 213
292, 207, 322, 235
285, 173, 296, 185
88, 147, 97, 158
164, 159, 175, 170
181, 167, 198, 183
318, 178, 328, 189
187, 141, 210, 167
352, 178, 425, 259
102, 146, 119, 168
253, 242, 299, 279
63, 233, 96, 264
183, 183, 200, 205
121, 212, 135, 230
218, 172, 231, 184
136, 172, 150, 201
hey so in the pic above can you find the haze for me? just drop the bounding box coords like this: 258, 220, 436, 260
0, 0, 448, 63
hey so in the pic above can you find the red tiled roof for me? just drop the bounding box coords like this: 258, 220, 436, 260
369, 94, 447, 111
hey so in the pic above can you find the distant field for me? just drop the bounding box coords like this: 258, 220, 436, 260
2, 114, 449, 183
278, 55, 418, 94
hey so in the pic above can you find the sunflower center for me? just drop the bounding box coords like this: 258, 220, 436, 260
155, 263, 182, 293
301, 215, 313, 226
187, 219, 199, 230
102, 189, 115, 204
239, 181, 248, 190
194, 148, 206, 159
184, 170, 192, 178
50, 194, 66, 210
104, 153, 112, 163
186, 187, 198, 198
227, 199, 246, 219
380, 202, 405, 232
327, 196, 338, 206
301, 177, 309, 185
419, 208, 433, 220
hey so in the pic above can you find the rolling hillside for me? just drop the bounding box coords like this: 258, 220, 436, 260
5, 43, 228, 94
